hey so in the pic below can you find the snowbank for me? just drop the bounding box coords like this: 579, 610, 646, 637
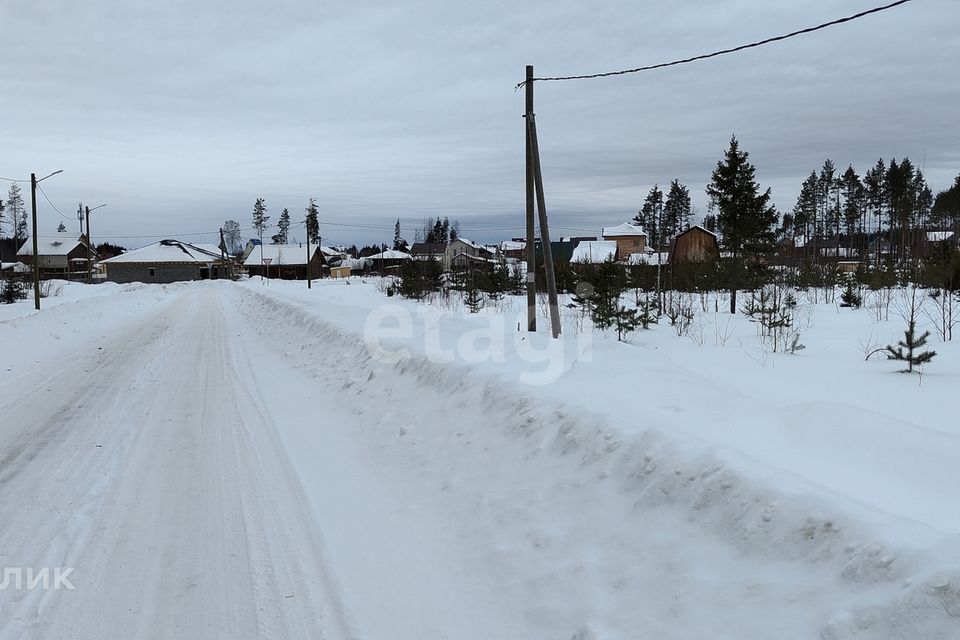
230, 280, 960, 639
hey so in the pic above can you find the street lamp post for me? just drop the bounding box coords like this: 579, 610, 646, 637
84, 204, 106, 283
30, 170, 63, 310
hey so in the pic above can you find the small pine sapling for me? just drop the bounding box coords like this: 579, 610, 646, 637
886, 316, 936, 373
1, 277, 26, 304
839, 276, 862, 308
612, 305, 641, 341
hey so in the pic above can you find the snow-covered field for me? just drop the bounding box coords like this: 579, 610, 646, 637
0, 278, 957, 639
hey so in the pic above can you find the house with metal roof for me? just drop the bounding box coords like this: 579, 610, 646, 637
100, 239, 229, 283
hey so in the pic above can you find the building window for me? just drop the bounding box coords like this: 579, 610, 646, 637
148, 267, 156, 277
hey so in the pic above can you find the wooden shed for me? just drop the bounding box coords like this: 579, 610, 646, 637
667, 226, 719, 264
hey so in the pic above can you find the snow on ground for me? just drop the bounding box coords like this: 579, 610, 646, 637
1, 277, 958, 639
234, 276, 960, 639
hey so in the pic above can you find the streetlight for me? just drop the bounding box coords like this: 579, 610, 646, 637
84, 204, 106, 283
30, 170, 63, 310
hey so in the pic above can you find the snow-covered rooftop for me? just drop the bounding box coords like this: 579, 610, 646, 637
101, 240, 224, 264
367, 250, 411, 260
601, 222, 647, 238
571, 240, 617, 264
243, 244, 319, 267
17, 233, 86, 256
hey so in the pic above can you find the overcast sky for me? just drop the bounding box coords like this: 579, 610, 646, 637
3, 0, 958, 248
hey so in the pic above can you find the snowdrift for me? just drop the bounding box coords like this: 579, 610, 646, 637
231, 283, 960, 639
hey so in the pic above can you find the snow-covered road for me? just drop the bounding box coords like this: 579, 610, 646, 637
0, 289, 352, 640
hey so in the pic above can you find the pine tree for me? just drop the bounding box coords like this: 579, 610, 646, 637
252, 198, 269, 246
792, 172, 818, 243
635, 185, 664, 249
817, 159, 837, 239
271, 208, 290, 244
0, 198, 5, 237
57, 222, 67, 233
839, 275, 862, 308
931, 174, 960, 230
663, 179, 692, 240
463, 271, 483, 312
705, 135, 779, 312
702, 214, 717, 233
1, 277, 26, 304
305, 198, 320, 244
886, 317, 936, 372
222, 219, 242, 254
840, 166, 865, 250
886, 288, 936, 372
6, 184, 26, 240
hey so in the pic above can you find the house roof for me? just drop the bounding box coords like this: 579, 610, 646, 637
243, 243, 319, 267
677, 224, 718, 238
500, 240, 525, 251
17, 233, 87, 256
571, 240, 617, 264
101, 239, 224, 264
337, 257, 371, 270
410, 242, 446, 254
367, 250, 411, 260
319, 245, 346, 257
601, 222, 647, 238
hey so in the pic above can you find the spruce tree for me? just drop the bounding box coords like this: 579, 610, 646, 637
271, 208, 290, 244
305, 198, 320, 244
1, 277, 26, 304
393, 219, 403, 250
57, 222, 67, 233
705, 135, 779, 313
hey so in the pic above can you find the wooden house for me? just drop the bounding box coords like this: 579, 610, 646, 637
244, 243, 324, 279
667, 226, 720, 264
17, 232, 96, 278
601, 223, 647, 259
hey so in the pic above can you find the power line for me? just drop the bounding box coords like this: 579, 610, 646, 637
35, 183, 76, 221
1, 175, 30, 183
516, 0, 917, 88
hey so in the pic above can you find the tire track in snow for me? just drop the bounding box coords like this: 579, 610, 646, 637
0, 287, 353, 640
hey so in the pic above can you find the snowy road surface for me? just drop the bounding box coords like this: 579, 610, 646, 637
1, 281, 959, 639
0, 289, 352, 639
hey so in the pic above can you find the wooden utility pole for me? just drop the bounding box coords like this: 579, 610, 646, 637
306, 219, 312, 288
86, 206, 93, 283
219, 227, 227, 280
30, 173, 40, 310
524, 65, 562, 338
524, 65, 537, 332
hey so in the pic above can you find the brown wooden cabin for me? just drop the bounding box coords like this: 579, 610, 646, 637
667, 226, 719, 264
